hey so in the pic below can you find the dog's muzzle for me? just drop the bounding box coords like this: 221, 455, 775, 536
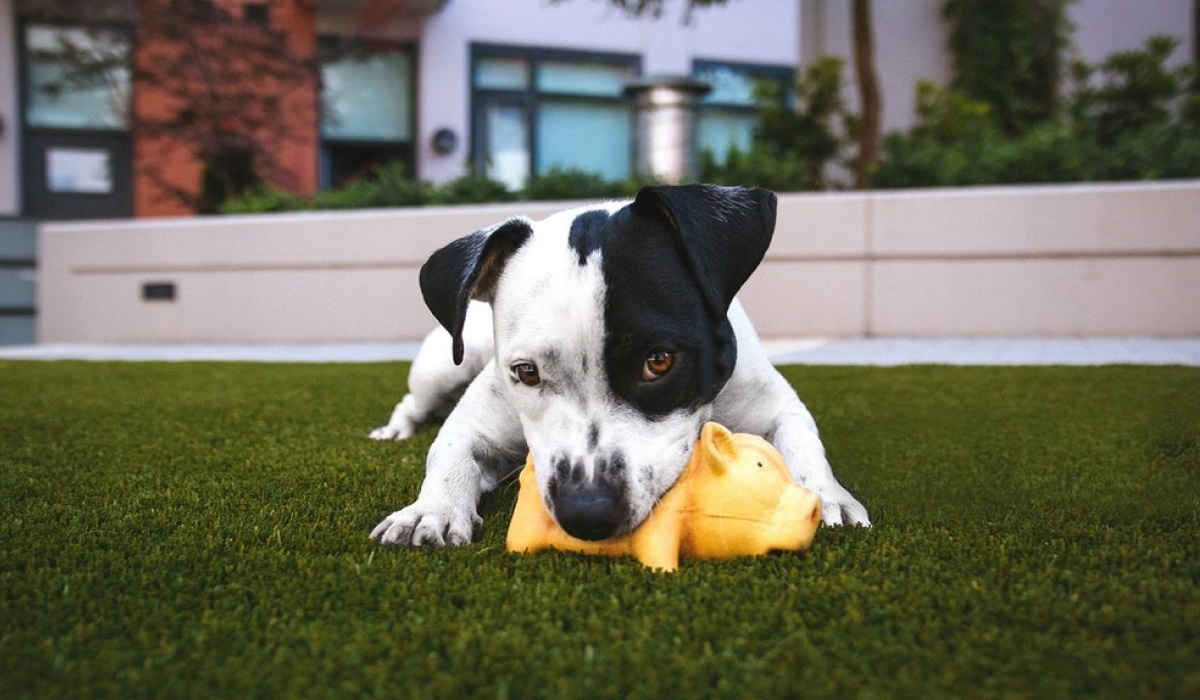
547, 454, 629, 541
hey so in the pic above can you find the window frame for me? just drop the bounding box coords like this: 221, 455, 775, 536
20, 19, 134, 135
693, 59, 794, 109
469, 43, 641, 187
692, 59, 794, 164
318, 37, 418, 188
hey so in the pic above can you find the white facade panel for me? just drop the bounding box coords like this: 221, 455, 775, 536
1072, 0, 1195, 66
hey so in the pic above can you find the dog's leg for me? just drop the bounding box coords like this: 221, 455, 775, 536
371, 363, 525, 546
765, 393, 871, 527
717, 303, 871, 527
368, 326, 471, 440
721, 369, 871, 526
370, 303, 494, 441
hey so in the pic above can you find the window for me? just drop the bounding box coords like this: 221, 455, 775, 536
45, 147, 113, 194
24, 24, 131, 130
320, 43, 414, 187
472, 45, 639, 190
693, 61, 793, 165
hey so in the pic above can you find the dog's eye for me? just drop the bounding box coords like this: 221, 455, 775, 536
511, 362, 540, 387
641, 351, 674, 382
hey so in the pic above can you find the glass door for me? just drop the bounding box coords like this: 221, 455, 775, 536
21, 23, 133, 219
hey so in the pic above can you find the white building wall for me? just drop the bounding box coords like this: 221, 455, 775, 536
0, 0, 20, 216
415, 0, 799, 183
802, 0, 1195, 135
1071, 0, 1195, 66
801, 0, 952, 135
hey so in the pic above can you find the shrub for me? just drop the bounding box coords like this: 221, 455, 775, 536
523, 167, 636, 201
311, 161, 439, 209
310, 179, 383, 210
373, 161, 441, 207
218, 186, 307, 214
703, 55, 855, 191
873, 37, 1200, 188
1069, 36, 1190, 147
756, 55, 854, 189
699, 145, 813, 192
870, 81, 999, 188
943, 0, 1073, 135
1090, 120, 1200, 182
435, 173, 517, 204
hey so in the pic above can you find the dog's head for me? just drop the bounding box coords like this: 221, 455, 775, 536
420, 184, 777, 540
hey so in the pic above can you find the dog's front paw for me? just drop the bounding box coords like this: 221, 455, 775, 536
370, 500, 482, 547
812, 483, 872, 528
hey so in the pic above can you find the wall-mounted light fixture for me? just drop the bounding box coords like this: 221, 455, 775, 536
431, 128, 458, 155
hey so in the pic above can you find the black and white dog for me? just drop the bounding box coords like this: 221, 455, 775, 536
369, 184, 869, 547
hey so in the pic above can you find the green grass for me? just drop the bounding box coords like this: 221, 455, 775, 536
1, 361, 1197, 699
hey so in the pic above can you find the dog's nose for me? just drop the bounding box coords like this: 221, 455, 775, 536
551, 482, 624, 541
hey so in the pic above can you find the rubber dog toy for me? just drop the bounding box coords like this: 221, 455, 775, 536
506, 422, 822, 572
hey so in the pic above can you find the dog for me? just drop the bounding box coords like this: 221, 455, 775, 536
369, 184, 870, 547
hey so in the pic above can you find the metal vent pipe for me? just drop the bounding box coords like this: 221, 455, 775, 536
624, 76, 712, 184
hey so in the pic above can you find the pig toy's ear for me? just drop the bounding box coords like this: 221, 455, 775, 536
699, 422, 739, 475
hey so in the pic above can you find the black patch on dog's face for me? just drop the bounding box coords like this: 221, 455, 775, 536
568, 210, 611, 266
569, 206, 737, 418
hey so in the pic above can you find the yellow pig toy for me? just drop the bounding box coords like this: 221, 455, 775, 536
506, 422, 822, 572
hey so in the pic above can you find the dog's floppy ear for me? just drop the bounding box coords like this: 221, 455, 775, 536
419, 217, 533, 364
631, 184, 776, 318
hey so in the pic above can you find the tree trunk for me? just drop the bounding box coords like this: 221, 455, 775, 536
852, 0, 881, 189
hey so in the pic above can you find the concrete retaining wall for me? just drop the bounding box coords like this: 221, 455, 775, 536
38, 180, 1200, 343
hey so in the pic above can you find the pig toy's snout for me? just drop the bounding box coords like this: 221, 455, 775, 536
771, 485, 823, 552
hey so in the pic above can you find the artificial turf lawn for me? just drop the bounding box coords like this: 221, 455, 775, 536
1, 361, 1197, 699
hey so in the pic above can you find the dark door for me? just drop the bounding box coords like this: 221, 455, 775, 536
21, 22, 134, 219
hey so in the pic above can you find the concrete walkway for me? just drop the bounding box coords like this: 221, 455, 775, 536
3, 338, 1199, 366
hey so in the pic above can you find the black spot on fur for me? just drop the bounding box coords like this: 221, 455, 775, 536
567, 209, 613, 266
594, 210, 734, 417
601, 452, 626, 481
563, 187, 775, 419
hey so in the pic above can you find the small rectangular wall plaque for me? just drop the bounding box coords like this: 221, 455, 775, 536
142, 282, 176, 302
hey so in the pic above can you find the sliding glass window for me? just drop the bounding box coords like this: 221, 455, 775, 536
472, 45, 639, 190
320, 41, 414, 188
693, 61, 793, 166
